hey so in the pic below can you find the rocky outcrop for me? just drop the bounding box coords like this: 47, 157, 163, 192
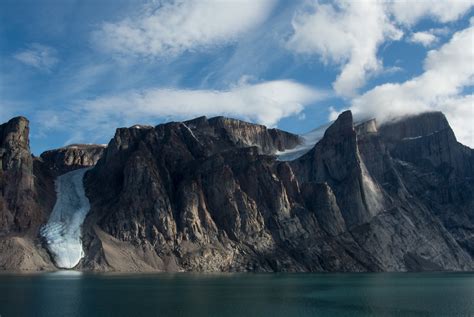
0, 117, 56, 271
0, 117, 38, 234
40, 144, 106, 176
0, 117, 106, 271
184, 116, 302, 154
292, 111, 385, 228
0, 112, 473, 272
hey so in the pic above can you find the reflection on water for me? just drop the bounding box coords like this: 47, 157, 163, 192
0, 273, 473, 317
45, 270, 84, 278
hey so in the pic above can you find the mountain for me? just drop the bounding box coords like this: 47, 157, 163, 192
0, 112, 472, 272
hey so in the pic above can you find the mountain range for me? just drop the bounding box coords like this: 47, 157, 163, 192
0, 110, 472, 272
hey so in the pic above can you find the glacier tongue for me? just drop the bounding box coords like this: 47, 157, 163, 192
41, 167, 92, 269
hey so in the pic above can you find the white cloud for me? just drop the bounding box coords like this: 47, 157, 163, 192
39, 80, 325, 143
389, 0, 474, 26
427, 27, 452, 36
286, 0, 473, 97
13, 43, 58, 71
286, 0, 402, 97
338, 25, 474, 147
93, 0, 276, 58
438, 95, 474, 147
409, 31, 438, 46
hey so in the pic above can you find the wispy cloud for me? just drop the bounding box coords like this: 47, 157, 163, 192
334, 24, 474, 147
286, 0, 402, 97
409, 31, 438, 46
37, 79, 327, 144
92, 0, 276, 59
13, 43, 58, 71
389, 0, 474, 25
407, 27, 452, 47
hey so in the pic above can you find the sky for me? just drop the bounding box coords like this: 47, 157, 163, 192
0, 0, 473, 155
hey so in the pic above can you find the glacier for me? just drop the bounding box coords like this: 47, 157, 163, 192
40, 167, 92, 269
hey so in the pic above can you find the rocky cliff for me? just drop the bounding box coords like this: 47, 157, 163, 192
80, 112, 473, 272
40, 144, 106, 176
0, 112, 472, 272
0, 119, 106, 271
0, 117, 54, 270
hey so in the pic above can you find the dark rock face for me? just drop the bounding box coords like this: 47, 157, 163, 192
379, 112, 473, 176
292, 111, 385, 228
79, 113, 473, 272
0, 117, 55, 270
1, 112, 473, 272
81, 118, 315, 272
0, 117, 37, 234
379, 112, 474, 258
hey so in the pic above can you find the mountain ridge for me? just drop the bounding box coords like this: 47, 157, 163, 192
0, 111, 472, 272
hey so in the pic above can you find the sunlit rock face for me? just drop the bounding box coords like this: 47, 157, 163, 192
41, 168, 91, 269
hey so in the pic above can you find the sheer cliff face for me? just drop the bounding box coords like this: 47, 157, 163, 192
0, 119, 106, 270
0, 117, 38, 234
0, 117, 56, 270
379, 112, 474, 258
0, 112, 472, 272
80, 113, 473, 272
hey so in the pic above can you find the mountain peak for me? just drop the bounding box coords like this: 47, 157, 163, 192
324, 110, 354, 138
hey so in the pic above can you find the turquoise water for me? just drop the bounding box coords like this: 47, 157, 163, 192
0, 272, 473, 316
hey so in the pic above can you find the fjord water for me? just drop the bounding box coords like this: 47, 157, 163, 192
0, 273, 473, 317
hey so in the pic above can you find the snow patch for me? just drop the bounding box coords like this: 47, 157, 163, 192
402, 135, 422, 140
276, 123, 331, 161
402, 130, 441, 141
41, 168, 92, 269
182, 123, 200, 143
130, 124, 152, 129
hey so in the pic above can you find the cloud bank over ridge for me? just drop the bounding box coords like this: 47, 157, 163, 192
334, 23, 474, 147
38, 80, 325, 144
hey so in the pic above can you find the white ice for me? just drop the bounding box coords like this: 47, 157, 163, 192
41, 168, 92, 269
276, 123, 331, 161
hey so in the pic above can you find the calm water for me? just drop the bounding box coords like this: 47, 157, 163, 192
0, 272, 473, 317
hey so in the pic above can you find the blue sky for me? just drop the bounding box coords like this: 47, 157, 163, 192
1, 0, 473, 154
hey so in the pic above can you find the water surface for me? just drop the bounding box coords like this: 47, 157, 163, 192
0, 272, 472, 316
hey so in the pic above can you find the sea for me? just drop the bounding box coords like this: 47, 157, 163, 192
0, 272, 473, 316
